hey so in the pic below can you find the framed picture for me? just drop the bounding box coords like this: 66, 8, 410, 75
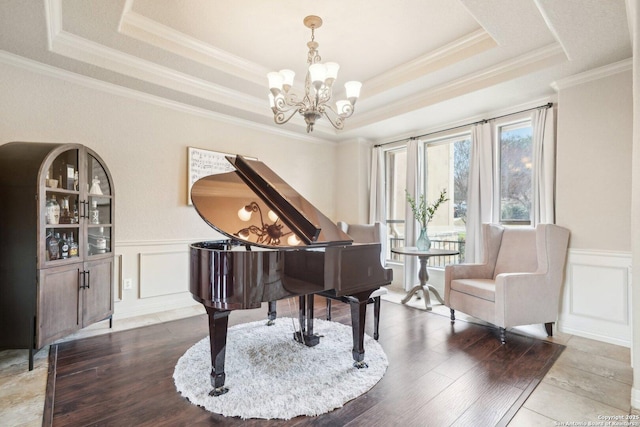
187, 147, 258, 205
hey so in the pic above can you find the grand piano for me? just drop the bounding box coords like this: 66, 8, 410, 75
189, 155, 392, 396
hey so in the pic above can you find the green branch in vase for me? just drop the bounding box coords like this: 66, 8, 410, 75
405, 189, 449, 229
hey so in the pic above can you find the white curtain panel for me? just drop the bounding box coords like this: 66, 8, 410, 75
368, 145, 388, 266
531, 107, 556, 225
465, 122, 496, 263
368, 146, 386, 224
403, 139, 424, 291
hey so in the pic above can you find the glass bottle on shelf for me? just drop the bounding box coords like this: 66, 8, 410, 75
72, 200, 79, 224
46, 196, 60, 225
48, 232, 60, 260
59, 233, 69, 259
68, 233, 78, 257
90, 200, 100, 224
95, 227, 107, 254
59, 197, 71, 224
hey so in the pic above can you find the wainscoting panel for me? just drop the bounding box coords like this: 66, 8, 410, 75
558, 249, 632, 347
139, 250, 190, 298
113, 239, 220, 319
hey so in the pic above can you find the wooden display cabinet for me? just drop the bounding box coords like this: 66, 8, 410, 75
0, 142, 115, 369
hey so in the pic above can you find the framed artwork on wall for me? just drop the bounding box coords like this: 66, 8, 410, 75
187, 147, 237, 205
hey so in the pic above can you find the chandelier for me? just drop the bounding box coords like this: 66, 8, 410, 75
267, 15, 362, 133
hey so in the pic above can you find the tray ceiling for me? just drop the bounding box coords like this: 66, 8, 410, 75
0, 0, 632, 142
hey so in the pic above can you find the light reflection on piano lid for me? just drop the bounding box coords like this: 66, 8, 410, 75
190, 155, 352, 248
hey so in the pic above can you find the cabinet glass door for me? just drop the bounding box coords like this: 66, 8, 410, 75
44, 149, 81, 262
86, 154, 112, 257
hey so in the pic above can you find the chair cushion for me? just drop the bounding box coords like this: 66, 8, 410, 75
450, 279, 496, 302
493, 228, 537, 278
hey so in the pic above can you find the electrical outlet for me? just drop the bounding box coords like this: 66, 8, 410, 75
123, 278, 133, 290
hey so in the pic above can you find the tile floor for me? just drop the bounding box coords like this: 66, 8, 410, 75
0, 299, 636, 426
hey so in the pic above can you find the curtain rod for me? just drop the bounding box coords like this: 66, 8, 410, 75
373, 102, 553, 148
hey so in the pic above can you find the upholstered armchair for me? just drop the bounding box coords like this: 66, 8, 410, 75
324, 221, 389, 339
444, 223, 570, 344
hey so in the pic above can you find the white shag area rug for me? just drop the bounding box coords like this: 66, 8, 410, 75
173, 317, 388, 420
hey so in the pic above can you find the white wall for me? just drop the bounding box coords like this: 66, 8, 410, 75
556, 67, 633, 251
554, 63, 633, 347
627, 0, 640, 410
0, 58, 338, 318
334, 138, 372, 224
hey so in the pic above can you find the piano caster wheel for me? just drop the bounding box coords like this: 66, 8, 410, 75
353, 360, 368, 369
209, 386, 229, 397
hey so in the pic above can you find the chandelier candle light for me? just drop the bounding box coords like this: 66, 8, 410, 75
267, 15, 362, 133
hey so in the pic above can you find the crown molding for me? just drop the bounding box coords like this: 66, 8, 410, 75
118, 8, 268, 87
550, 58, 633, 91
42, 0, 343, 138
0, 49, 333, 145
363, 29, 497, 99
44, 0, 269, 117
50, 30, 267, 114
43, 0, 63, 51
349, 43, 566, 129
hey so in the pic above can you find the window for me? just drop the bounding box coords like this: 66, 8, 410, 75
424, 135, 470, 234
383, 135, 469, 264
424, 135, 470, 264
498, 121, 533, 224
382, 118, 534, 264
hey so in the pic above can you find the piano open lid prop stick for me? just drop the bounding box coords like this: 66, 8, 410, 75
190, 155, 392, 396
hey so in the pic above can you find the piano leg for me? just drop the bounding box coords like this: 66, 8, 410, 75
293, 294, 320, 346
266, 300, 277, 326
348, 290, 375, 369
205, 306, 230, 396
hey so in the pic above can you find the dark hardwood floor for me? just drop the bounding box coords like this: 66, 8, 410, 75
44, 297, 564, 426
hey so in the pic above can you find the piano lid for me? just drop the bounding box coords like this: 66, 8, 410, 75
190, 155, 352, 248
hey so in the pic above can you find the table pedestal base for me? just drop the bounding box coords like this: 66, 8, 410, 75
401, 284, 444, 311
391, 247, 459, 312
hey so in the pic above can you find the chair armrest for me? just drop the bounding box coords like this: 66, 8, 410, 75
444, 263, 493, 282
494, 272, 559, 328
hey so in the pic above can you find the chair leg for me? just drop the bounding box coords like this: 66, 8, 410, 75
326, 298, 332, 321
499, 327, 506, 344
544, 322, 553, 337
373, 296, 381, 340
450, 308, 455, 322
